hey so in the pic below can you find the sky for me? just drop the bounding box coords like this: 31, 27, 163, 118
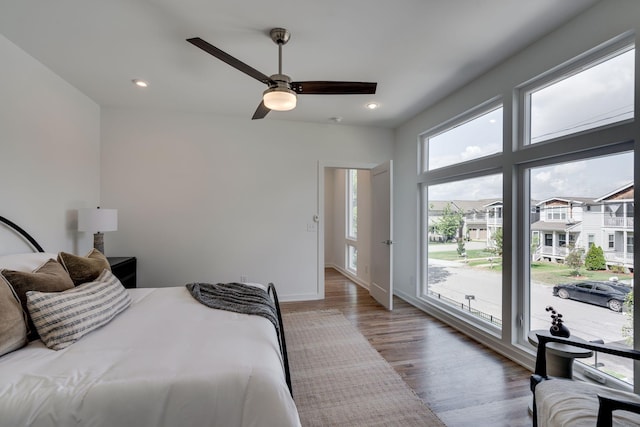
428, 47, 634, 202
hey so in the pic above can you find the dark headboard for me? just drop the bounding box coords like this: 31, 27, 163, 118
0, 216, 45, 253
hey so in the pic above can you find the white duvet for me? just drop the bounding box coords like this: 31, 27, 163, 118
0, 287, 300, 427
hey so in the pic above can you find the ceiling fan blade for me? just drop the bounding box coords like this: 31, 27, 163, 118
187, 37, 274, 85
291, 81, 377, 95
251, 100, 271, 120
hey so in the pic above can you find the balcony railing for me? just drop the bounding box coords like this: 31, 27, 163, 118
604, 217, 634, 228
539, 246, 569, 257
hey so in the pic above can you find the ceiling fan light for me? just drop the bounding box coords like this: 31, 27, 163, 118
263, 88, 297, 111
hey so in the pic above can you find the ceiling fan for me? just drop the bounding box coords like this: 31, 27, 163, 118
187, 28, 377, 120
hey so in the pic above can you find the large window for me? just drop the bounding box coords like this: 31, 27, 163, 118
424, 106, 502, 171
528, 47, 634, 144
528, 152, 634, 384
425, 174, 503, 329
420, 101, 504, 330
418, 34, 636, 388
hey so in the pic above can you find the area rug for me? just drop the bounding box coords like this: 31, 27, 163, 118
283, 309, 446, 426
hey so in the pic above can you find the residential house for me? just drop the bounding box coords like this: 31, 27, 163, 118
531, 197, 589, 262
594, 183, 634, 271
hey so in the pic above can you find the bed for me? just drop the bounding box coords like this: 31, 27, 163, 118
0, 216, 300, 427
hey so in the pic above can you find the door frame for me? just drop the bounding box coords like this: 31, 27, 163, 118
316, 160, 381, 299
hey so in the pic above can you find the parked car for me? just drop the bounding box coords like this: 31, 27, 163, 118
552, 281, 631, 312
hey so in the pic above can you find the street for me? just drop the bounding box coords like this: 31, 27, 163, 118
427, 251, 633, 381
427, 257, 629, 342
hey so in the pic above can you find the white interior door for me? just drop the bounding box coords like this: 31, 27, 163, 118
370, 160, 393, 310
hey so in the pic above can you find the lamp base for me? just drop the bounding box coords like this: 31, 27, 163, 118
93, 232, 104, 254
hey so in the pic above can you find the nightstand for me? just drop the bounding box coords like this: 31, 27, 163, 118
107, 257, 137, 289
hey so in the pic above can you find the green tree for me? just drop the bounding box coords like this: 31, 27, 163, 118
491, 227, 503, 256
434, 203, 464, 242
584, 245, 606, 270
565, 247, 584, 276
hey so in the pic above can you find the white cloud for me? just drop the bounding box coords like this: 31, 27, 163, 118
460, 145, 483, 160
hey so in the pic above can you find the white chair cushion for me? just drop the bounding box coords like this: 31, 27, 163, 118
536, 378, 640, 426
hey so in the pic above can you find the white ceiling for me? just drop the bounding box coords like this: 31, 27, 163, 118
0, 0, 599, 128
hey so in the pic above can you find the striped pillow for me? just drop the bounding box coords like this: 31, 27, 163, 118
26, 269, 132, 350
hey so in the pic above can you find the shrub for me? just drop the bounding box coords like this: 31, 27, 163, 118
584, 245, 606, 270
565, 247, 584, 276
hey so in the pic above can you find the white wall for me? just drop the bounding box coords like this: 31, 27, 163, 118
324, 168, 336, 265
393, 0, 639, 364
100, 107, 392, 299
0, 34, 100, 255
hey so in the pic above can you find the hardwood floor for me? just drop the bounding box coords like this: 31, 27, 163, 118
281, 268, 533, 426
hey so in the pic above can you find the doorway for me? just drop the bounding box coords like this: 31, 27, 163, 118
317, 161, 393, 309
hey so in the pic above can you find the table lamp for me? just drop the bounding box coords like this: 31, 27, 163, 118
78, 207, 118, 254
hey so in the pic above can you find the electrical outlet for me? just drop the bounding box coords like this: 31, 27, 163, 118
240, 275, 247, 282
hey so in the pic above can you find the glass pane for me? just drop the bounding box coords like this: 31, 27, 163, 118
347, 244, 357, 273
426, 107, 502, 171
530, 48, 634, 144
529, 151, 634, 384
347, 169, 358, 239
426, 174, 503, 328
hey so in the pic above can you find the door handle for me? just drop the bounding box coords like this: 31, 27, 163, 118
381, 240, 393, 245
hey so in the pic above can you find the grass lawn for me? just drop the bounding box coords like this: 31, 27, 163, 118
429, 249, 496, 261
429, 248, 632, 285
531, 262, 633, 285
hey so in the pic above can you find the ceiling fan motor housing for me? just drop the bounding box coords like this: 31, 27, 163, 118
263, 73, 296, 111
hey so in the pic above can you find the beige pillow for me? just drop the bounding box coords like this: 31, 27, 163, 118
1, 259, 75, 340
0, 280, 28, 356
58, 249, 111, 286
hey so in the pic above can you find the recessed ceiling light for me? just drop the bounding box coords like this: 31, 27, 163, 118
132, 79, 148, 88
366, 102, 379, 110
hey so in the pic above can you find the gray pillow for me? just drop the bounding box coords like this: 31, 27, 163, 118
0, 279, 28, 356
1, 259, 75, 340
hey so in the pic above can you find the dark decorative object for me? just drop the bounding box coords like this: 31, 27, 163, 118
546, 306, 570, 338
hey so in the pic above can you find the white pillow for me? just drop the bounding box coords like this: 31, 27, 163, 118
26, 269, 131, 350
0, 253, 58, 272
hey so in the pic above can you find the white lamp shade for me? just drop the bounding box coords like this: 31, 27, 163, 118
263, 88, 297, 111
78, 208, 118, 233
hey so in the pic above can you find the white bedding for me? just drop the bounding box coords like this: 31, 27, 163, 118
0, 286, 300, 427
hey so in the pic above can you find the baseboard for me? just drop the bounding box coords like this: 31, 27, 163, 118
279, 293, 324, 302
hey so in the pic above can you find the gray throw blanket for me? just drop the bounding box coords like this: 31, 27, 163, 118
185, 282, 279, 333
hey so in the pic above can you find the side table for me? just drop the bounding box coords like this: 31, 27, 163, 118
107, 256, 137, 289
528, 329, 593, 378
